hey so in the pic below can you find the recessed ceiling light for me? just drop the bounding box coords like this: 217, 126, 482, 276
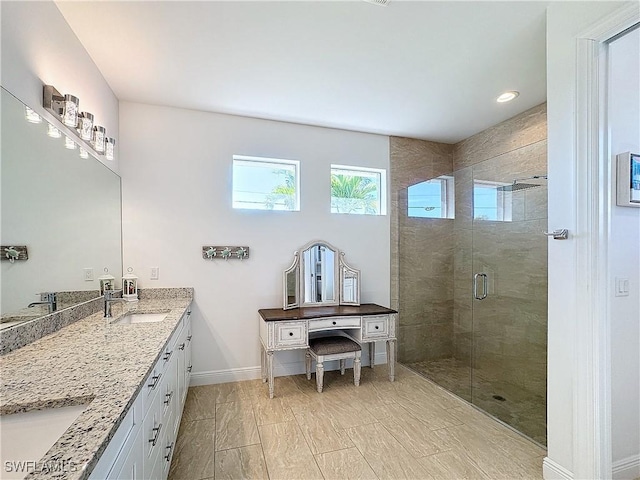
497, 91, 520, 103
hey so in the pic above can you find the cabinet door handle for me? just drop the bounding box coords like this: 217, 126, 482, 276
178, 343, 185, 351
165, 442, 174, 462
289, 332, 294, 336
163, 350, 173, 361
187, 365, 193, 373
149, 423, 162, 446
187, 335, 192, 342
164, 390, 174, 406
375, 326, 379, 330
332, 321, 337, 325
148, 373, 162, 390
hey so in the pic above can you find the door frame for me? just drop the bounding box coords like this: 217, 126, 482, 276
571, 4, 639, 479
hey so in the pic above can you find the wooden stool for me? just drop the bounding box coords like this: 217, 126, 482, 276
306, 336, 362, 393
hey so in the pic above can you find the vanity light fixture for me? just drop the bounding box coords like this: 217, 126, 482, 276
92, 125, 106, 153
62, 94, 79, 127
43, 85, 115, 161
25, 106, 42, 124
64, 136, 76, 150
105, 137, 115, 161
47, 123, 61, 138
497, 91, 520, 103
78, 112, 94, 141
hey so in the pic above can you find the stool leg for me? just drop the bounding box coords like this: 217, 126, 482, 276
305, 352, 312, 380
340, 359, 346, 375
354, 352, 361, 386
316, 358, 324, 393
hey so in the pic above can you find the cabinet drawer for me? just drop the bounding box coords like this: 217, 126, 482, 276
362, 315, 389, 339
309, 316, 361, 332
274, 322, 307, 348
143, 376, 166, 462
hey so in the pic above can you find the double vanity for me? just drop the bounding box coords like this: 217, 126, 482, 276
0, 289, 193, 480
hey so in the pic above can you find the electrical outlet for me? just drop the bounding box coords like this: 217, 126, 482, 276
83, 268, 94, 281
150, 267, 159, 280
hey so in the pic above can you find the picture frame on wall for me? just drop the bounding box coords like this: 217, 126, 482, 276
616, 152, 640, 208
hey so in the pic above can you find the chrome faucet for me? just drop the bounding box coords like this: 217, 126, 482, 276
104, 290, 126, 318
28, 292, 57, 313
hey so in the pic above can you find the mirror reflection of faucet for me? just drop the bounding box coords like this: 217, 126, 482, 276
27, 292, 57, 313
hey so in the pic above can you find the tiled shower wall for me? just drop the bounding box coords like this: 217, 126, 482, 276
390, 137, 454, 363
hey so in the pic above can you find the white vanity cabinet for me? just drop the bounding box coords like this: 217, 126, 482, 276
259, 305, 397, 398
90, 308, 192, 480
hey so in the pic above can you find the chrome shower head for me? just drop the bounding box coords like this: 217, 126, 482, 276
497, 182, 540, 192
496, 175, 547, 192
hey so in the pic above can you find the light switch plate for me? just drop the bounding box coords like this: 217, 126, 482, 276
150, 267, 159, 280
615, 277, 629, 297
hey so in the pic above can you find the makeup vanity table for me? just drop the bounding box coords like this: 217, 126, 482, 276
258, 240, 398, 398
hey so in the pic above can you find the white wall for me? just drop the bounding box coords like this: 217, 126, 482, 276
0, 0, 119, 172
119, 102, 390, 381
546, 2, 637, 478
608, 27, 640, 469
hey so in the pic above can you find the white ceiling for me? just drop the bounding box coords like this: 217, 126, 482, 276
56, 1, 548, 144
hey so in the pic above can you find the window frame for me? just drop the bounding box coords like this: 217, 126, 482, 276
473, 180, 512, 222
330, 164, 387, 216
232, 155, 300, 212
407, 175, 455, 219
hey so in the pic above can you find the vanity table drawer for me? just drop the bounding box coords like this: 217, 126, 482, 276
309, 316, 361, 331
362, 315, 389, 339
274, 322, 307, 348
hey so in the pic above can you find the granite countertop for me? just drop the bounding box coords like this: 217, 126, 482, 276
0, 296, 192, 480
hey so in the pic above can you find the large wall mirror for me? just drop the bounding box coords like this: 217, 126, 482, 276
283, 240, 360, 309
1, 88, 122, 328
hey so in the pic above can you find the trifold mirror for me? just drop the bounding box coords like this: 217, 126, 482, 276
283, 240, 360, 310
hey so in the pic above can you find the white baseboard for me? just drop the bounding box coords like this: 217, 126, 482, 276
613, 455, 640, 480
542, 455, 640, 480
190, 351, 387, 386
543, 457, 573, 480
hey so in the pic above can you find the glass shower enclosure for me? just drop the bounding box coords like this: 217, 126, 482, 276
398, 136, 548, 445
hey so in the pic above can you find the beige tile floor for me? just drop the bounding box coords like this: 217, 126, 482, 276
168, 364, 546, 480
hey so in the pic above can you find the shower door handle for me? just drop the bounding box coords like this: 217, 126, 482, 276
473, 273, 488, 300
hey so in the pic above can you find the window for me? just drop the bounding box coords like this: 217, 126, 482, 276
330, 165, 386, 215
473, 180, 512, 221
232, 155, 300, 211
408, 176, 455, 219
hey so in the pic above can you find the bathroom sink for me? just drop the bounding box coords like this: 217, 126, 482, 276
113, 312, 168, 325
0, 404, 88, 479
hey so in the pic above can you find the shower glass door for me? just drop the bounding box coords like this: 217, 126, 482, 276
470, 143, 548, 445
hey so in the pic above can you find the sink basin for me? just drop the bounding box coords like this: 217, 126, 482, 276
0, 404, 88, 479
113, 312, 168, 325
